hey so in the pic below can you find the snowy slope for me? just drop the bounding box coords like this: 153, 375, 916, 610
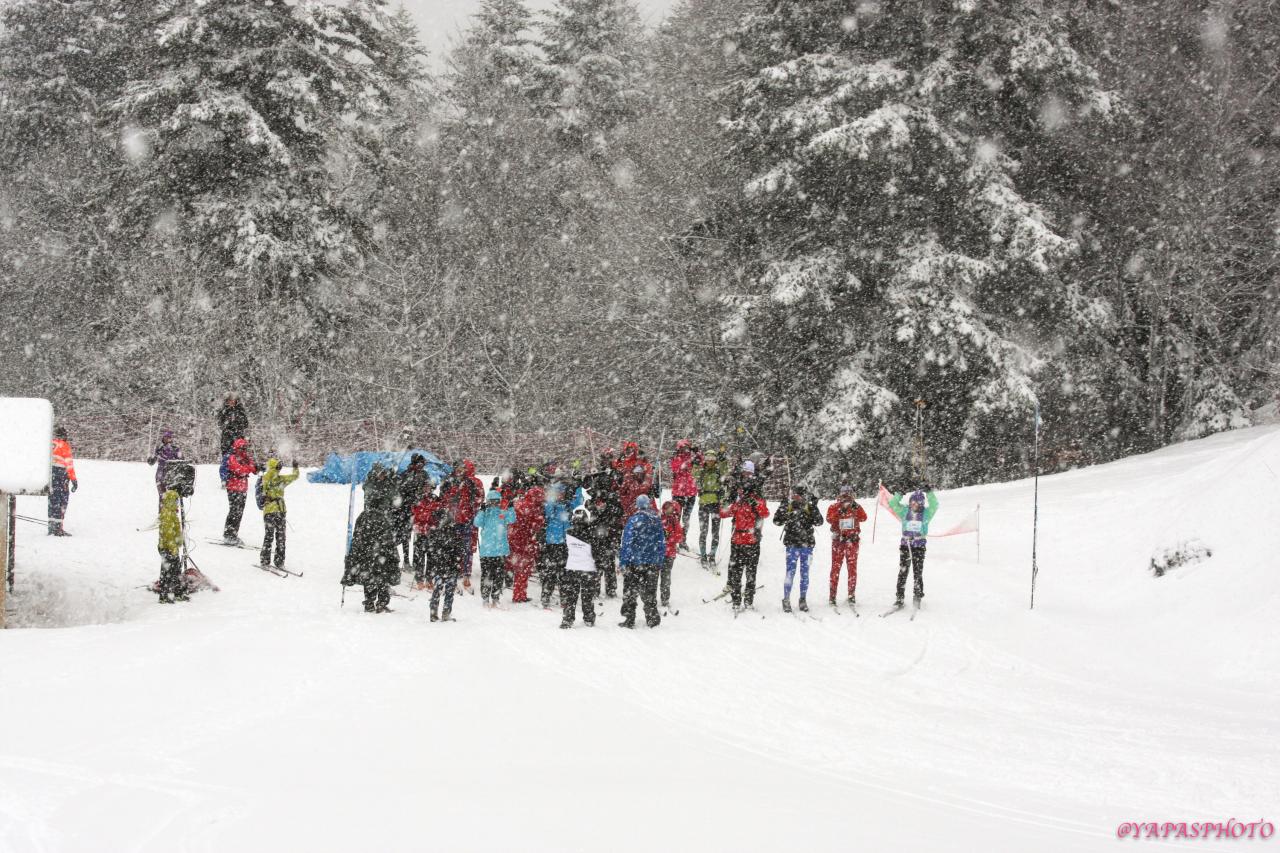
2, 426, 1277, 852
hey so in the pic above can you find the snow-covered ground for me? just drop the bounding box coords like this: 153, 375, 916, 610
2, 426, 1278, 852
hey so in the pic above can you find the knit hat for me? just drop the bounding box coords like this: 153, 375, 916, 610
635, 495, 652, 511
910, 490, 926, 505
486, 490, 501, 502
839, 484, 853, 495
742, 460, 756, 474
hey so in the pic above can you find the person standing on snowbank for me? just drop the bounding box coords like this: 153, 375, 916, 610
48, 425, 78, 536
826, 485, 868, 607
259, 458, 300, 570
617, 495, 665, 629
146, 430, 182, 511
720, 487, 770, 612
473, 489, 516, 607
888, 488, 939, 610
772, 487, 823, 613
222, 438, 257, 544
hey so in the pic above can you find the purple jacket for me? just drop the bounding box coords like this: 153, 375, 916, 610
149, 442, 182, 484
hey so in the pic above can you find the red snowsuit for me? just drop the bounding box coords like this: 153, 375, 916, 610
721, 496, 770, 545
826, 498, 868, 600
506, 486, 545, 603
669, 449, 698, 499
616, 453, 653, 517
661, 502, 685, 558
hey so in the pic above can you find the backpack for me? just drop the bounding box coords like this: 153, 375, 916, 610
254, 475, 267, 510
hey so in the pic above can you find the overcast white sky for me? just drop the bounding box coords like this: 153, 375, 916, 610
399, 0, 678, 65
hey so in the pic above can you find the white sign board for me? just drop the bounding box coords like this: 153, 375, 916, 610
0, 397, 53, 494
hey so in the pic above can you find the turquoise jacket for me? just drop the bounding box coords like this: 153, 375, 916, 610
473, 506, 517, 558
889, 490, 939, 545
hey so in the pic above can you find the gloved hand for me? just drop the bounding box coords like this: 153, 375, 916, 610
70, 480, 78, 492
291, 459, 299, 469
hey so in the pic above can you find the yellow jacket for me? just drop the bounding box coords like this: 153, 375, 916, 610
261, 459, 300, 515
158, 489, 182, 556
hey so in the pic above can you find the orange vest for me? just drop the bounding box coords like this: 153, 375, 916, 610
52, 438, 77, 481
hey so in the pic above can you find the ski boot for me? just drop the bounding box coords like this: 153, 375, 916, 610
560, 619, 573, 629
782, 598, 792, 614
798, 597, 808, 612
174, 591, 190, 602
847, 595, 857, 607
158, 593, 174, 604
430, 608, 439, 622
617, 620, 635, 629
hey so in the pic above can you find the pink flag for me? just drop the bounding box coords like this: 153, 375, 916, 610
932, 507, 979, 538
878, 483, 899, 520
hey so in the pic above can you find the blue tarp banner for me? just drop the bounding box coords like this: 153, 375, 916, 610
307, 450, 451, 486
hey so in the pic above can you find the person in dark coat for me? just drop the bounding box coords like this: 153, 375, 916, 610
216, 394, 249, 457
584, 460, 624, 598
772, 487, 824, 612
342, 509, 400, 613
396, 455, 432, 568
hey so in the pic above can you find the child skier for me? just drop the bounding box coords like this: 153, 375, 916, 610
826, 485, 869, 607
259, 458, 300, 570
48, 426, 77, 536
772, 487, 823, 613
539, 480, 579, 609
719, 487, 770, 612
668, 439, 699, 544
560, 511, 599, 629
473, 489, 516, 607
146, 430, 182, 511
659, 499, 684, 609
888, 487, 939, 610
156, 485, 187, 604
694, 450, 728, 570
222, 438, 257, 544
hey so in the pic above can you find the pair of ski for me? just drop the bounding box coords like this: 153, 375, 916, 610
879, 602, 921, 621
676, 551, 721, 576
203, 538, 303, 579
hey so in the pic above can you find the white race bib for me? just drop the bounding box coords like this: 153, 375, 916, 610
839, 518, 854, 531
905, 520, 924, 534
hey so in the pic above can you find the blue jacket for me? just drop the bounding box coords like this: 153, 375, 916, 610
619, 509, 666, 567
544, 487, 584, 545
473, 506, 517, 558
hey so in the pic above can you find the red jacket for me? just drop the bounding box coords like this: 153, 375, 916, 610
51, 438, 77, 482
617, 454, 653, 517
225, 441, 257, 494
508, 486, 546, 554
412, 494, 446, 536
826, 499, 868, 542
661, 502, 684, 558
720, 497, 770, 546
669, 449, 699, 498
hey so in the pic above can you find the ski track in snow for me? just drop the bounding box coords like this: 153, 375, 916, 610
2, 426, 1278, 851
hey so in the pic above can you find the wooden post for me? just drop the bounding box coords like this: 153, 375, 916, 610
1, 491, 9, 628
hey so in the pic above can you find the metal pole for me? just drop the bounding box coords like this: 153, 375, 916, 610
1030, 402, 1041, 609
871, 478, 881, 544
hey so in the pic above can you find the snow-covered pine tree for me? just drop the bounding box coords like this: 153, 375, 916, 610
111, 0, 414, 306
721, 0, 1120, 484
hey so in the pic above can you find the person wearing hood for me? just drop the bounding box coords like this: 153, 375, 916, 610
615, 442, 653, 517
362, 462, 397, 515
259, 457, 300, 570
342, 509, 400, 614
444, 459, 484, 590
506, 477, 545, 603
47, 425, 78, 536
473, 489, 516, 607
222, 438, 257, 544
888, 487, 939, 610
773, 487, 823, 613
826, 484, 869, 608
156, 485, 187, 604
146, 430, 182, 510
617, 494, 666, 628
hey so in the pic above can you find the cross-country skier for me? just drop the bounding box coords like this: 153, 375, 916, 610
669, 439, 700, 542
146, 430, 181, 511
215, 393, 249, 457
659, 499, 684, 609
473, 489, 516, 607
507, 476, 545, 603
221, 438, 257, 544
720, 487, 770, 613
583, 456, 624, 597
694, 449, 728, 569
618, 495, 665, 628
826, 485, 868, 607
539, 479, 580, 609
47, 425, 77, 536
396, 454, 432, 569
259, 458, 300, 571
773, 486, 823, 613
888, 487, 939, 610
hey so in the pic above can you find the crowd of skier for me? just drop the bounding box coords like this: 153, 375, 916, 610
45, 393, 943, 622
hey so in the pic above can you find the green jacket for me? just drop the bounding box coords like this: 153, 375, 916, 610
158, 489, 182, 556
694, 458, 730, 505
261, 459, 300, 515
888, 490, 939, 539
